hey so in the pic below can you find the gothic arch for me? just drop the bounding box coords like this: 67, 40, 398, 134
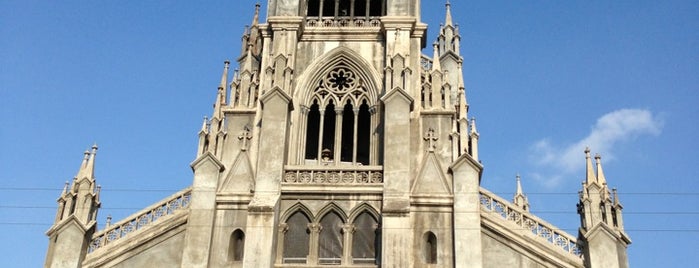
315, 202, 349, 223
280, 202, 315, 222
297, 47, 382, 107
295, 47, 382, 166
348, 202, 380, 223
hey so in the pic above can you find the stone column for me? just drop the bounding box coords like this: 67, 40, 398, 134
181, 153, 224, 268
243, 88, 292, 268
450, 154, 483, 268
380, 88, 413, 267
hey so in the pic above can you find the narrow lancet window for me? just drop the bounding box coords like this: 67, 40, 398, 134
283, 211, 311, 264
425, 231, 437, 264
322, 102, 336, 158
357, 102, 371, 165
305, 102, 321, 160
229, 229, 245, 262
340, 101, 354, 162
352, 211, 379, 264
318, 211, 344, 264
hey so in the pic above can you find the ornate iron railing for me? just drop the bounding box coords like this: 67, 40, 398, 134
479, 188, 583, 258
87, 188, 192, 253
283, 165, 383, 184
305, 17, 381, 28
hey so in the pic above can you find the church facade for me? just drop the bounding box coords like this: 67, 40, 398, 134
44, 1, 631, 267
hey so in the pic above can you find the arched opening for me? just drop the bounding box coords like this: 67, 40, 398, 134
340, 101, 354, 162
283, 211, 311, 264
357, 101, 371, 165
229, 229, 245, 262
351, 211, 379, 264
322, 101, 336, 159
303, 63, 376, 165
424, 231, 437, 264
318, 211, 344, 264
305, 101, 321, 160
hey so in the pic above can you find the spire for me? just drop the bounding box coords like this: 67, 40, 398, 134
199, 116, 209, 135
516, 174, 524, 196
595, 153, 607, 186
612, 188, 621, 206
585, 147, 596, 185
76, 145, 97, 181
219, 60, 230, 91
251, 2, 261, 27
445, 0, 454, 27
513, 174, 530, 211
431, 42, 441, 71
470, 117, 478, 134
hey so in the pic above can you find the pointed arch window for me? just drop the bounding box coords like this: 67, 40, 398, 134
318, 211, 345, 264
283, 211, 311, 264
303, 64, 375, 165
229, 229, 245, 262
351, 211, 380, 264
424, 231, 437, 264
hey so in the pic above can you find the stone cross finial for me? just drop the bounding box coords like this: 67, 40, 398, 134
424, 128, 438, 152
238, 126, 252, 151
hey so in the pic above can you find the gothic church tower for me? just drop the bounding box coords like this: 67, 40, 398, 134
46, 1, 629, 267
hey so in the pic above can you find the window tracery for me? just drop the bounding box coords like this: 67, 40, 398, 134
303, 64, 373, 166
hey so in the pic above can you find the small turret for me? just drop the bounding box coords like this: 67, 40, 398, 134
577, 148, 631, 268
469, 117, 479, 161
45, 146, 102, 268
513, 174, 530, 211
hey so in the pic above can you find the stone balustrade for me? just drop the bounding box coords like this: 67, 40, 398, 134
283, 165, 383, 184
87, 188, 192, 253
479, 188, 583, 258
305, 17, 381, 28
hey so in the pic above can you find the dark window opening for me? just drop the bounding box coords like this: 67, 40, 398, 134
425, 232, 437, 264
307, 0, 320, 16
322, 0, 335, 17
318, 211, 344, 265
322, 102, 336, 157
357, 102, 371, 165
305, 102, 321, 160
369, 0, 383, 16
340, 101, 354, 162
229, 229, 245, 262
283, 211, 311, 264
354, 0, 367, 17
338, 0, 351, 16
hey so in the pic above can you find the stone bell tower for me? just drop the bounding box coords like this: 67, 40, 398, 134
188, 0, 480, 267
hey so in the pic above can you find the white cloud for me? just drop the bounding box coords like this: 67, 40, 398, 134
530, 109, 662, 187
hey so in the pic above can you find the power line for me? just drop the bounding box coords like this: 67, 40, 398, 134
2, 205, 698, 216
1, 187, 699, 196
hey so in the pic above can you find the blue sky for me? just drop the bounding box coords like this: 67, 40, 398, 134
1, 1, 697, 267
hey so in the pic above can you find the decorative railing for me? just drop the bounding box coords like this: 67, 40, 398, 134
87, 188, 192, 253
305, 17, 381, 28
283, 165, 383, 184
479, 188, 583, 258
420, 55, 433, 71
